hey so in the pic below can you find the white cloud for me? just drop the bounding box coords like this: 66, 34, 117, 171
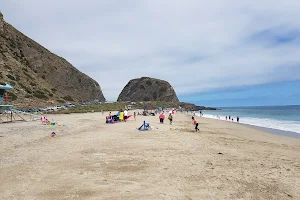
1, 0, 300, 100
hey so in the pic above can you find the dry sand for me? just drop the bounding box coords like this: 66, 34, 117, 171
0, 112, 299, 200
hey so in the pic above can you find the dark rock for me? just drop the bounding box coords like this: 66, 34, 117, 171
179, 102, 217, 111
117, 77, 179, 102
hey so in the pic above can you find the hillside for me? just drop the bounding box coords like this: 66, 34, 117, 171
0, 12, 105, 106
117, 77, 179, 102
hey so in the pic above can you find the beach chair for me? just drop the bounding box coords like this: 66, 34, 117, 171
138, 120, 151, 131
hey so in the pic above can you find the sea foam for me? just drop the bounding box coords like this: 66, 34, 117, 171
196, 113, 300, 134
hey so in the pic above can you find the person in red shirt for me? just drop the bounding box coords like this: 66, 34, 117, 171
192, 117, 199, 131
159, 112, 165, 123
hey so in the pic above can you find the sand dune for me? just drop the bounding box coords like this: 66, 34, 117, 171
0, 112, 299, 199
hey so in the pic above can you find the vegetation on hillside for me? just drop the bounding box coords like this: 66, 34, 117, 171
54, 101, 216, 114
55, 102, 127, 114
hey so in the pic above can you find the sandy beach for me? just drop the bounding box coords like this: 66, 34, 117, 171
0, 112, 299, 200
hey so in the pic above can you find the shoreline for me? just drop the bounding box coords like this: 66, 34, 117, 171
242, 123, 300, 139
195, 114, 300, 139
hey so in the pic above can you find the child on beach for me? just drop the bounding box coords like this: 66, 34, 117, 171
168, 113, 173, 125
192, 116, 199, 131
40, 116, 47, 124
119, 110, 124, 121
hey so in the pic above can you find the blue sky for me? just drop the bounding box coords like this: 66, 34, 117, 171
1, 0, 300, 106
179, 80, 300, 107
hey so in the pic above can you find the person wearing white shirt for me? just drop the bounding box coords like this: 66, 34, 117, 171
124, 110, 128, 122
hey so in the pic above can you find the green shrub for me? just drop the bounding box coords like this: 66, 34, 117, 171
4, 65, 12, 70
25, 88, 32, 94
62, 96, 74, 101
6, 74, 15, 80
15, 75, 20, 81
7, 92, 17, 101
24, 94, 33, 98
18, 82, 32, 93
9, 81, 16, 86
24, 72, 33, 80
33, 92, 48, 100
44, 88, 51, 94
36, 90, 44, 94
57, 99, 65, 103
22, 67, 28, 72
30, 82, 37, 86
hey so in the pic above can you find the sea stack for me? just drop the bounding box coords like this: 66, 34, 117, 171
117, 77, 179, 102
0, 12, 105, 105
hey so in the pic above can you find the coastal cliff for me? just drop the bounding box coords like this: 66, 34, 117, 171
0, 12, 105, 106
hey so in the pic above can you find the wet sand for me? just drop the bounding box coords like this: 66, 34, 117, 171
0, 112, 299, 199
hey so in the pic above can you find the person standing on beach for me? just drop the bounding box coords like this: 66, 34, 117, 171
119, 109, 124, 121
159, 112, 165, 123
134, 111, 136, 121
124, 109, 128, 122
168, 113, 173, 125
192, 117, 199, 131
237, 116, 239, 122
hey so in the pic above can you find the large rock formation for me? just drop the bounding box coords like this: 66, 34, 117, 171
117, 77, 179, 102
0, 13, 105, 106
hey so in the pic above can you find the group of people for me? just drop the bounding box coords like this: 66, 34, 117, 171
107, 109, 132, 122
159, 111, 174, 125
105, 108, 201, 132
225, 115, 240, 122
40, 116, 57, 125
158, 110, 200, 131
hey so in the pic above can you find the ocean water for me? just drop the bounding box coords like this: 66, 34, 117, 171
196, 105, 300, 134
